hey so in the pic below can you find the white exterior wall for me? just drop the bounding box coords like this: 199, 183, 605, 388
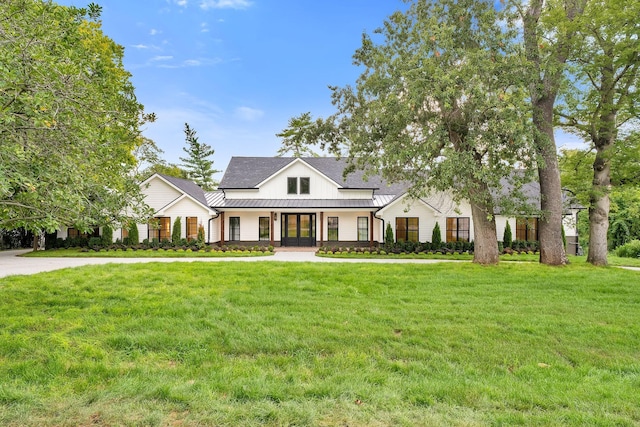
495, 216, 515, 242
164, 198, 214, 242
319, 211, 378, 242
225, 160, 373, 200
141, 178, 182, 210
378, 193, 475, 242
224, 211, 272, 243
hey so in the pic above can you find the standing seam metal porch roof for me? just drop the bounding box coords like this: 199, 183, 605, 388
204, 193, 396, 209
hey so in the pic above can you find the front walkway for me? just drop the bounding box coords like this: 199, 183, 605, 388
0, 249, 458, 279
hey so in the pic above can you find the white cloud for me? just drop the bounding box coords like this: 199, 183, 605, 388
132, 44, 150, 49
156, 57, 223, 69
151, 55, 174, 61
150, 29, 160, 36
176, 0, 188, 6
199, 0, 252, 10
235, 106, 264, 121
201, 22, 210, 33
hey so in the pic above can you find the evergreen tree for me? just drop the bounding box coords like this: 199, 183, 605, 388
179, 123, 220, 191
172, 217, 182, 243
102, 225, 113, 246
128, 222, 139, 245
432, 223, 442, 248
503, 222, 513, 249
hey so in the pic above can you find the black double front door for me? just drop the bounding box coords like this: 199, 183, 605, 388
281, 213, 316, 246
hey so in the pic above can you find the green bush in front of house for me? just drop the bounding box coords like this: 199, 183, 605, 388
615, 240, 640, 258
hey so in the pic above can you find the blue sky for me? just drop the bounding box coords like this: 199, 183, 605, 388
59, 0, 585, 179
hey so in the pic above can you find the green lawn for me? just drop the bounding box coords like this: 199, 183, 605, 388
1, 262, 639, 426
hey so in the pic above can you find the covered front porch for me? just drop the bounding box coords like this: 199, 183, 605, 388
215, 209, 381, 248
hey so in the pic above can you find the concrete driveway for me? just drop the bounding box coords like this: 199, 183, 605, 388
0, 248, 458, 279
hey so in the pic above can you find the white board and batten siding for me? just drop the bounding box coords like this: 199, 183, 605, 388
141, 178, 183, 211
378, 193, 474, 243
226, 161, 372, 200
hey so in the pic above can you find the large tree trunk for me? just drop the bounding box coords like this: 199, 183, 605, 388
587, 153, 610, 266
586, 54, 617, 267
523, 0, 581, 266
587, 136, 615, 267
470, 183, 499, 265
533, 97, 569, 266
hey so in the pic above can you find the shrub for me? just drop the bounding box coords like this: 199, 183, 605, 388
384, 223, 394, 250
432, 222, 442, 248
128, 223, 139, 244
172, 217, 182, 243
88, 236, 103, 248
615, 240, 640, 258
503, 222, 512, 249
197, 223, 205, 246
102, 225, 113, 246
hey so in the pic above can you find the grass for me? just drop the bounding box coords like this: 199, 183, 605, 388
318, 250, 640, 267
0, 262, 639, 426
21, 247, 273, 258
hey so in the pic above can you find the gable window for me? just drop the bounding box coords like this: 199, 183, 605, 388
396, 217, 419, 242
259, 217, 270, 241
516, 217, 538, 241
186, 217, 198, 241
357, 217, 369, 241
327, 217, 339, 241
149, 217, 171, 241
287, 177, 298, 195
300, 177, 310, 194
229, 217, 240, 241
446, 217, 470, 242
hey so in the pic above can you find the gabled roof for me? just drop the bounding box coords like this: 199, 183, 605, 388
152, 173, 212, 211
218, 157, 407, 194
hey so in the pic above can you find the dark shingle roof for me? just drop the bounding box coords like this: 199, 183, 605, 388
157, 174, 210, 208
218, 157, 406, 193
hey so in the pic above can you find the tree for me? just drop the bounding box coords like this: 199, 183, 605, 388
432, 222, 442, 249
554, 0, 640, 266
314, 0, 536, 265
0, 0, 154, 240
503, 222, 513, 249
560, 140, 640, 251
276, 112, 319, 157
172, 216, 182, 243
179, 123, 220, 191
517, 0, 587, 265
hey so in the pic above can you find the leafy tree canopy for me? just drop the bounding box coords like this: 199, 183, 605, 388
276, 112, 319, 157
0, 0, 154, 233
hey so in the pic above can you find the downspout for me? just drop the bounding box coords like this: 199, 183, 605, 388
207, 212, 219, 245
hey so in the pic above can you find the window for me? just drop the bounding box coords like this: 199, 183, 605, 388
396, 217, 419, 242
516, 217, 538, 241
300, 177, 310, 194
287, 177, 298, 194
327, 217, 338, 241
149, 217, 171, 241
259, 217, 270, 241
68, 228, 98, 239
229, 217, 240, 241
357, 217, 369, 241
446, 217, 470, 242
186, 217, 198, 241
287, 177, 311, 195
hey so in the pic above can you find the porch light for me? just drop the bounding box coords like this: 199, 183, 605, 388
274, 213, 278, 221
